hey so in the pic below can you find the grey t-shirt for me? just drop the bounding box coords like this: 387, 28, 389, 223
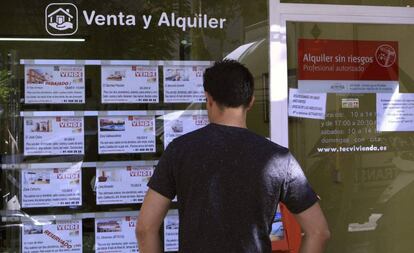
148, 123, 318, 253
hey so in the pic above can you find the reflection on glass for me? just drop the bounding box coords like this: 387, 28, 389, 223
288, 22, 414, 253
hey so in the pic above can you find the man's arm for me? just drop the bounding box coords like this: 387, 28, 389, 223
136, 189, 172, 253
294, 202, 330, 253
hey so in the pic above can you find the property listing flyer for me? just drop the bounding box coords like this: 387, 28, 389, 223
298, 39, 398, 93
164, 114, 209, 148
98, 116, 156, 154
24, 116, 84, 156
96, 165, 155, 205
163, 65, 207, 103
22, 166, 82, 208
22, 220, 82, 253
25, 65, 85, 104
95, 216, 139, 253
164, 210, 179, 252
101, 65, 159, 103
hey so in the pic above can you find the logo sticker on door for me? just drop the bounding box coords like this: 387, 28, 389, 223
45, 3, 78, 36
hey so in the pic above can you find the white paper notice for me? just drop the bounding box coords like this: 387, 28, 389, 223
164, 114, 209, 148
163, 66, 207, 103
164, 210, 179, 252
377, 92, 414, 132
95, 216, 139, 253
101, 65, 159, 103
24, 116, 84, 156
96, 165, 154, 205
22, 165, 82, 208
98, 116, 156, 154
22, 220, 82, 253
25, 65, 85, 104
288, 88, 327, 120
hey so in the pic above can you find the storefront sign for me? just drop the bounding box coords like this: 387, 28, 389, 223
163, 113, 209, 148
22, 166, 82, 208
24, 116, 84, 156
164, 210, 179, 252
45, 3, 227, 36
377, 92, 414, 131
22, 220, 82, 253
25, 65, 85, 104
101, 65, 159, 103
163, 66, 207, 103
95, 216, 138, 253
288, 88, 326, 119
96, 165, 154, 205
98, 116, 156, 154
298, 39, 399, 93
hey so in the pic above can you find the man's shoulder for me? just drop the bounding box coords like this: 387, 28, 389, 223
246, 130, 290, 154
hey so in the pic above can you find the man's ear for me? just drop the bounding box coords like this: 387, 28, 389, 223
205, 92, 214, 107
247, 96, 255, 111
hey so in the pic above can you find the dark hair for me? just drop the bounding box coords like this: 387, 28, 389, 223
203, 59, 254, 108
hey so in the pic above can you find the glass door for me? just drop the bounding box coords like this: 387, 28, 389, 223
270, 2, 414, 253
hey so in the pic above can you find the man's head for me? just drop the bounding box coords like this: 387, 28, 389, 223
203, 60, 254, 109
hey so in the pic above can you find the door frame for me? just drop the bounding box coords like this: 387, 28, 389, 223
269, 1, 414, 147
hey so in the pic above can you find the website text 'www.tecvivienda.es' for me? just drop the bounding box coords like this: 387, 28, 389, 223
317, 145, 387, 153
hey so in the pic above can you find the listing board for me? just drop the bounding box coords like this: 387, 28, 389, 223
101, 65, 159, 103
95, 216, 139, 253
98, 116, 156, 154
25, 65, 85, 104
164, 210, 179, 252
96, 165, 155, 205
24, 116, 84, 156
22, 166, 82, 208
163, 65, 207, 103
22, 220, 82, 253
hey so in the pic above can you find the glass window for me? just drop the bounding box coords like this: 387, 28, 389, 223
0, 1, 269, 252
287, 21, 414, 253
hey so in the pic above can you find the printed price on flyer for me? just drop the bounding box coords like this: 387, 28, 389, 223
22, 166, 82, 208
25, 65, 85, 104
163, 66, 207, 103
98, 116, 156, 154
101, 65, 159, 103
24, 116, 84, 156
22, 220, 82, 253
95, 216, 139, 253
96, 166, 154, 205
164, 114, 209, 148
164, 211, 179, 252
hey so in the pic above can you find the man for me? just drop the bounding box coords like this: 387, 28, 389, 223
136, 60, 330, 253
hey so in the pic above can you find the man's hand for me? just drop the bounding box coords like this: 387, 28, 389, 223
136, 189, 172, 253
294, 202, 330, 253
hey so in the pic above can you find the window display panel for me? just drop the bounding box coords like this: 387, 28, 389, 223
24, 65, 85, 104
0, 0, 269, 252
287, 22, 414, 253
21, 163, 82, 208
101, 65, 159, 104
95, 215, 138, 253
96, 163, 156, 205
22, 219, 83, 253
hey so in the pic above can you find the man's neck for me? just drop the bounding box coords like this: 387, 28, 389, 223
209, 107, 248, 128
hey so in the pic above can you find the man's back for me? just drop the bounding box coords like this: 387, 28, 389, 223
149, 123, 318, 252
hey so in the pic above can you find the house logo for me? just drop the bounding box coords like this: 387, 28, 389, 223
45, 3, 78, 36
